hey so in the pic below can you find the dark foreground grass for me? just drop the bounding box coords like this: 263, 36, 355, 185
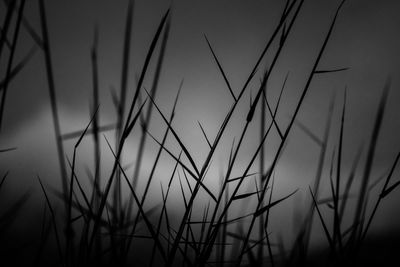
0, 0, 400, 266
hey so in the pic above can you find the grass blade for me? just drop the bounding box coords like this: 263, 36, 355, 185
204, 35, 236, 101
352, 78, 390, 241
37, 175, 64, 266
38, 0, 69, 212
0, 0, 26, 129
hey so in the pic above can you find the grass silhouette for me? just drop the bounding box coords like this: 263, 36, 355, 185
0, 0, 399, 266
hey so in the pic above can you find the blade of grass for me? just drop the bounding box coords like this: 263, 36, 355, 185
87, 95, 147, 251
333, 89, 346, 249
61, 123, 116, 140
0, 45, 37, 91
339, 145, 363, 222
258, 77, 267, 265
130, 13, 171, 191
65, 106, 99, 263
352, 78, 390, 242
0, 0, 26, 130
174, 1, 302, 264
309, 187, 334, 251
38, 0, 69, 213
0, 147, 16, 152
254, 190, 298, 217
2, 0, 43, 48
103, 136, 167, 261
145, 128, 216, 201
144, 88, 200, 177
0, 0, 16, 62
198, 121, 212, 149
204, 35, 236, 101
235, 1, 346, 264
149, 155, 180, 267
112, 0, 135, 234
124, 76, 180, 256
202, 0, 301, 261
361, 151, 400, 242
37, 175, 64, 266
264, 175, 275, 267
314, 67, 349, 74
0, 170, 9, 194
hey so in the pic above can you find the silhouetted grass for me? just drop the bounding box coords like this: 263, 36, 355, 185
0, 0, 399, 266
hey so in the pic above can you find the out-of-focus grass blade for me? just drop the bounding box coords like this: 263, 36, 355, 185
0, 45, 37, 91
339, 145, 362, 220
361, 152, 400, 242
317, 194, 355, 205
0, 25, 12, 48
352, 78, 390, 240
34, 205, 52, 267
381, 180, 400, 198
294, 120, 323, 147
115, 0, 134, 141
314, 67, 349, 74
2, 0, 43, 48
0, 0, 16, 62
264, 174, 275, 267
368, 170, 388, 192
227, 232, 274, 247
0, 0, 26, 130
61, 123, 116, 140
333, 89, 346, 248
38, 0, 69, 211
0, 171, 9, 193
124, 98, 147, 139
0, 147, 16, 152
300, 95, 335, 255
0, 191, 30, 230
110, 85, 119, 111
113, 0, 134, 225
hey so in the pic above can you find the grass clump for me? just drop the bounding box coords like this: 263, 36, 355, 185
0, 0, 399, 266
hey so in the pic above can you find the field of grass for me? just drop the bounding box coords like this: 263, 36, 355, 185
0, 0, 399, 266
